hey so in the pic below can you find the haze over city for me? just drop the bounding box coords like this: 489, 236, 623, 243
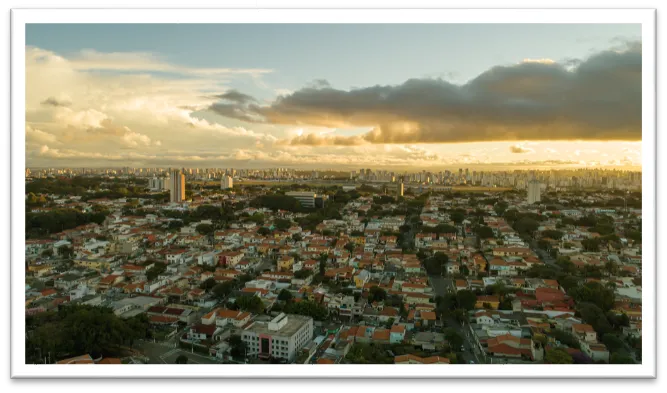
25, 24, 641, 170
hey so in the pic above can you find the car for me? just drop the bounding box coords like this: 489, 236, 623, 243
469, 361, 475, 364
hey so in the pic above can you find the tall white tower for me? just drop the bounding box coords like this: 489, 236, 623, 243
221, 175, 233, 190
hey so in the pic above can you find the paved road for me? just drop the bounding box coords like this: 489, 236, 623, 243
529, 239, 560, 269
428, 275, 483, 364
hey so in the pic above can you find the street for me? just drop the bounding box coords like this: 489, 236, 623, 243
428, 275, 483, 364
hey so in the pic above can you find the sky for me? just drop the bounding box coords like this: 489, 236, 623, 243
25, 24, 642, 170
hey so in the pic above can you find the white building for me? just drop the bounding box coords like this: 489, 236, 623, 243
169, 170, 186, 203
221, 175, 233, 190
286, 192, 317, 208
527, 179, 541, 204
149, 176, 169, 191
241, 313, 314, 362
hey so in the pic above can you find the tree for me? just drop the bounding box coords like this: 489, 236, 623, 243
344, 242, 356, 254
545, 348, 573, 364
569, 282, 615, 312
456, 290, 477, 311
257, 227, 271, 236
515, 217, 539, 235
475, 226, 494, 239
235, 296, 265, 314
58, 246, 74, 259
175, 354, 188, 364
278, 289, 293, 302
368, 286, 387, 303
283, 300, 328, 321
294, 269, 312, 279
577, 303, 613, 337
493, 201, 508, 216
199, 277, 217, 291
292, 233, 303, 242
551, 330, 581, 350
229, 334, 247, 359
146, 262, 167, 282
610, 352, 635, 364
274, 218, 292, 231
444, 328, 464, 351
319, 253, 328, 276
212, 281, 235, 300
195, 223, 214, 236
541, 230, 564, 240
601, 335, 627, 354
450, 211, 465, 225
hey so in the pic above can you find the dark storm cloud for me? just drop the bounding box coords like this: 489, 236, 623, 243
206, 42, 642, 145
41, 96, 72, 107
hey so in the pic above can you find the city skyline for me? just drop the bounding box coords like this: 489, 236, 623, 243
26, 24, 642, 169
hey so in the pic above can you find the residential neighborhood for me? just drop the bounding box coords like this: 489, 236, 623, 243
24, 169, 642, 366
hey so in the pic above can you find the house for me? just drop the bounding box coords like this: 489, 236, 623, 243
277, 255, 295, 272
486, 334, 534, 360
475, 295, 500, 310
371, 328, 390, 344
390, 324, 406, 344
220, 252, 244, 268
187, 323, 224, 342
572, 323, 597, 343
420, 311, 437, 327
444, 262, 460, 275
581, 341, 610, 363
474, 311, 495, 325
353, 270, 371, 288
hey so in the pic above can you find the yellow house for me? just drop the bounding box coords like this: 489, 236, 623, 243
475, 295, 501, 310
353, 270, 371, 289
73, 258, 110, 271
278, 255, 295, 272
352, 236, 366, 245
28, 265, 53, 277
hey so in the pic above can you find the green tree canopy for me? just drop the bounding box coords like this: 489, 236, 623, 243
545, 348, 573, 364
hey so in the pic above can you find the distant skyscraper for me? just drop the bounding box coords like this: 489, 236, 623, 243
170, 169, 186, 202
397, 181, 404, 198
527, 179, 541, 204
221, 175, 233, 190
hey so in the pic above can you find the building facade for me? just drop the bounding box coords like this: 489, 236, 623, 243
241, 313, 314, 362
286, 192, 317, 208
527, 179, 541, 204
170, 170, 186, 203
221, 175, 233, 190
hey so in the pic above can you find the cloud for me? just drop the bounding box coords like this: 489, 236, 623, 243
121, 131, 152, 148
26, 125, 59, 145
208, 42, 641, 145
213, 90, 258, 104
41, 96, 72, 107
522, 58, 556, 64
509, 144, 534, 154
64, 49, 273, 77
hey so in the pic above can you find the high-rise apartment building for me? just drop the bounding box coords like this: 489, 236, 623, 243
169, 170, 186, 203
221, 175, 233, 190
527, 179, 541, 204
